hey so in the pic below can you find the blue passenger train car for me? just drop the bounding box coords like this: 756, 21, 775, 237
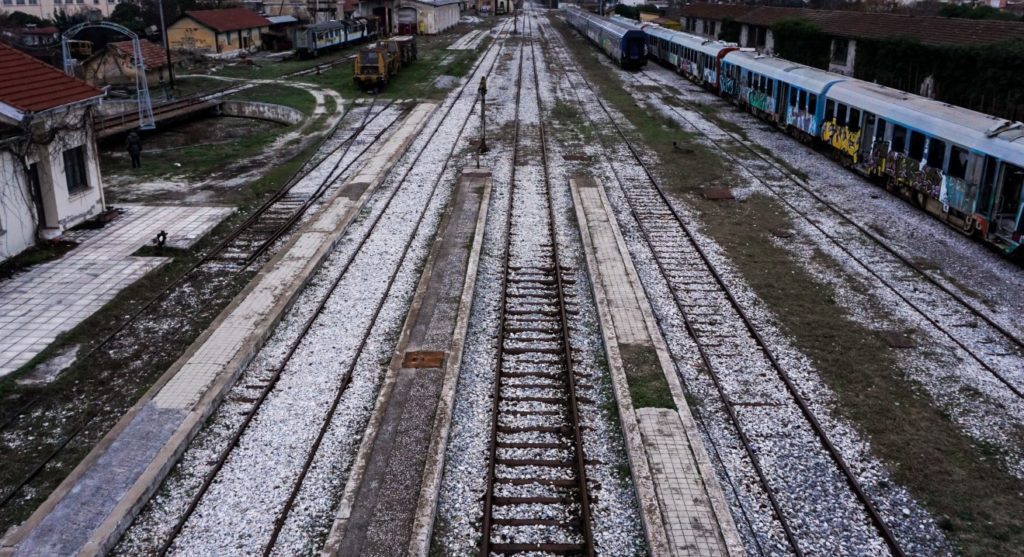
293, 18, 377, 58
565, 7, 646, 70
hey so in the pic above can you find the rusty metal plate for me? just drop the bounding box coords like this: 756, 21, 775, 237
703, 187, 735, 200
402, 350, 445, 368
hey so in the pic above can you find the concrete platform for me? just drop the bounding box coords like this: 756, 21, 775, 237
322, 169, 491, 557
0, 103, 436, 557
0, 204, 232, 378
570, 178, 745, 557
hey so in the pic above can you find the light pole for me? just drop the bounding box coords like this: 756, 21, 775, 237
478, 76, 488, 155
157, 0, 175, 89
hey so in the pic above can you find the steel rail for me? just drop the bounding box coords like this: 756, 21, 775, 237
0, 102, 371, 513
480, 12, 595, 556
547, 15, 907, 557
632, 68, 1024, 400
260, 20, 514, 557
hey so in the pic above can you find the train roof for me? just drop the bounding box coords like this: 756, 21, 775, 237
644, 25, 737, 57
303, 17, 370, 31
828, 80, 1024, 165
608, 15, 643, 29
723, 51, 844, 94
567, 7, 645, 39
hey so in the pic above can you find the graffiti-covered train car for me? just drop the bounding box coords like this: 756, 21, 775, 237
720, 52, 844, 138
565, 7, 647, 70
643, 24, 739, 93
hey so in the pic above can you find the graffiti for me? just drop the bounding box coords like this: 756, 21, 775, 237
880, 150, 942, 198
702, 68, 717, 87
787, 108, 816, 135
746, 89, 774, 113
820, 119, 863, 163
721, 76, 737, 96
940, 175, 977, 215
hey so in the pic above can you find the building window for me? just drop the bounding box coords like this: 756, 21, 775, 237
63, 146, 90, 195
15, 0, 25, 5
2, 0, 12, 5
832, 39, 849, 64
28, 0, 37, 4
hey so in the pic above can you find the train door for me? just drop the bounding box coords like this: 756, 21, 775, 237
992, 163, 1024, 241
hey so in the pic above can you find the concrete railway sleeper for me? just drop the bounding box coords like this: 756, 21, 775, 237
542, 14, 907, 556
138, 20, 514, 557
480, 14, 595, 556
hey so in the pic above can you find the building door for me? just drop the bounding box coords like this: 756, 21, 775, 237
27, 163, 48, 230
398, 7, 417, 35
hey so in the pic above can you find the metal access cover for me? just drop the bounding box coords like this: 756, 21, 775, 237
402, 351, 445, 368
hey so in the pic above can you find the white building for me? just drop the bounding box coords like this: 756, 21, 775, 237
0, 42, 106, 262
0, 0, 122, 19
399, 0, 461, 35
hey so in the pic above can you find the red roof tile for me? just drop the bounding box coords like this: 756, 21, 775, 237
109, 39, 173, 69
680, 5, 1024, 46
183, 8, 272, 33
0, 42, 103, 115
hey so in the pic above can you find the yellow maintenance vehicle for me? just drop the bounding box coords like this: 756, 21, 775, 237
353, 35, 417, 90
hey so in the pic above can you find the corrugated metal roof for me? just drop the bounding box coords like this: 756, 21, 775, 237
266, 15, 299, 25
0, 42, 103, 116
681, 5, 1024, 47
183, 8, 272, 33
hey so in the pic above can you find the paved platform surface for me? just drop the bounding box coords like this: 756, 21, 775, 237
327, 170, 490, 557
571, 178, 744, 557
0, 205, 231, 378
0, 104, 435, 557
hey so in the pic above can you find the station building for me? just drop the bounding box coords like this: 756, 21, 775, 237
167, 8, 271, 54
0, 42, 106, 262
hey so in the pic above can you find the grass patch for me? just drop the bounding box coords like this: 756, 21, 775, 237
551, 16, 1024, 556
227, 84, 317, 115
168, 76, 226, 98
0, 240, 77, 279
298, 33, 491, 101
619, 343, 675, 410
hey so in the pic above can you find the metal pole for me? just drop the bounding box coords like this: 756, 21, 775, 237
158, 0, 175, 88
478, 76, 488, 154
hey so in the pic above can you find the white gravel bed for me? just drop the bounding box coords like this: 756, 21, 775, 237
116, 31, 509, 555
542, 13, 951, 557
433, 15, 645, 556
622, 66, 1024, 478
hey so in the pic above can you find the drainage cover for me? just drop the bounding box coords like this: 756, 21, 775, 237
402, 350, 445, 368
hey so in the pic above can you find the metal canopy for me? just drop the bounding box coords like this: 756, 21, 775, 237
62, 21, 156, 131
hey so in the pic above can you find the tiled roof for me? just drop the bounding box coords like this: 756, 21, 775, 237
680, 5, 1024, 46
0, 41, 102, 116
109, 39, 172, 69
183, 8, 271, 33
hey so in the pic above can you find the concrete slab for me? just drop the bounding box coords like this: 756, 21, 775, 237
0, 103, 437, 557
323, 170, 491, 557
570, 178, 745, 557
0, 205, 232, 378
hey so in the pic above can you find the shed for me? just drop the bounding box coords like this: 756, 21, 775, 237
167, 8, 272, 54
400, 0, 463, 35
82, 39, 176, 89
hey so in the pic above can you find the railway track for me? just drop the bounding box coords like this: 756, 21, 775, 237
543, 13, 907, 556
131, 21, 516, 556
627, 67, 1024, 400
480, 15, 595, 555
0, 100, 400, 518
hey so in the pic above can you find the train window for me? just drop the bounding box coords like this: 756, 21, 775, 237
909, 131, 926, 160
798, 90, 807, 110
875, 118, 886, 141
948, 145, 968, 179
789, 88, 797, 107
892, 125, 907, 152
836, 104, 847, 125
848, 108, 861, 131
808, 94, 817, 115
825, 99, 835, 119
927, 138, 946, 168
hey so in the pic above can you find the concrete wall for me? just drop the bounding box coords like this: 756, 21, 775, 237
0, 150, 37, 261
220, 101, 303, 125
0, 107, 105, 261
419, 3, 460, 35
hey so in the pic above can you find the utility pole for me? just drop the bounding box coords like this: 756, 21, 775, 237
158, 0, 174, 89
478, 76, 488, 155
